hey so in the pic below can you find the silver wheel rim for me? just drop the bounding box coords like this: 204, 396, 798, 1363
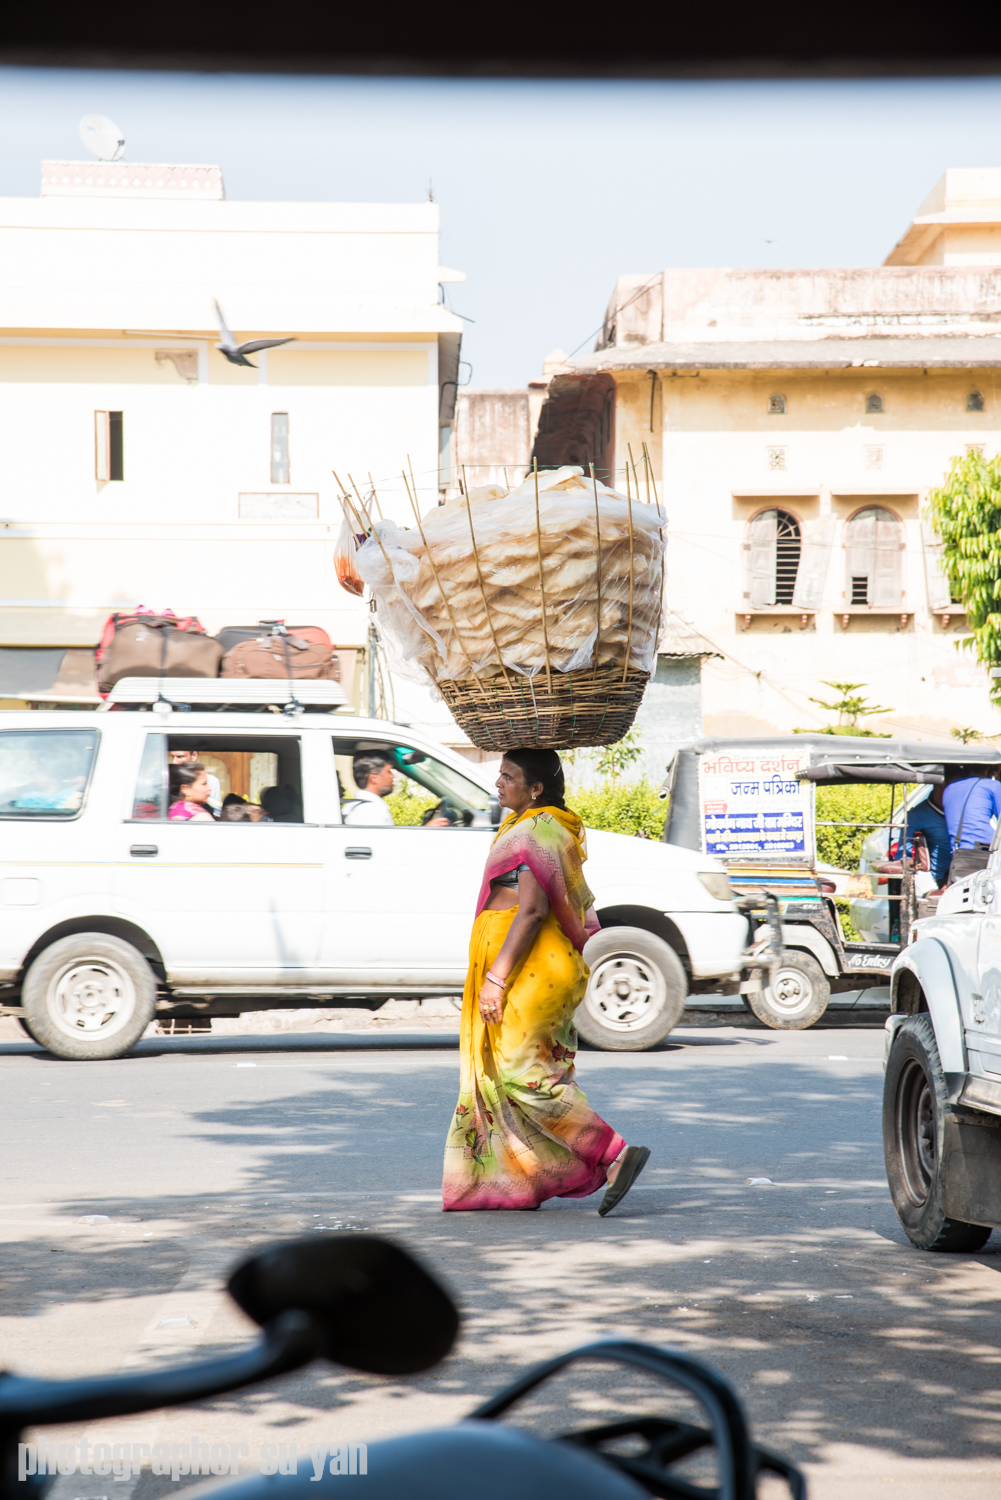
764, 964, 815, 1018
48, 958, 137, 1041
585, 951, 666, 1032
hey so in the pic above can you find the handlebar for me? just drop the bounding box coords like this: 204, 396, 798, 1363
0, 1234, 806, 1500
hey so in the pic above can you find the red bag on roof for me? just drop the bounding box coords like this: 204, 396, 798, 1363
94, 608, 209, 699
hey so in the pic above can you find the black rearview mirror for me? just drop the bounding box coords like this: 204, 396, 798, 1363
227, 1233, 459, 1376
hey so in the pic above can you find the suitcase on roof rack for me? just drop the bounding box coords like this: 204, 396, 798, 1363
215, 622, 332, 654
220, 634, 340, 681
95, 609, 219, 696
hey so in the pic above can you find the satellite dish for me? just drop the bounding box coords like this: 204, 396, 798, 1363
79, 114, 125, 163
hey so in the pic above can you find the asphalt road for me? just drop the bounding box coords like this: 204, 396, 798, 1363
4, 1021, 1001, 1500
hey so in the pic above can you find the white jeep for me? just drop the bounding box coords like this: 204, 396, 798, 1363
885, 850, 1001, 1251
0, 681, 760, 1061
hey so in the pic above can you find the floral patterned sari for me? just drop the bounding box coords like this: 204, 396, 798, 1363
442, 806, 624, 1211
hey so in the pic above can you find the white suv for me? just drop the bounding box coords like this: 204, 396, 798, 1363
0, 686, 756, 1060
885, 859, 1001, 1251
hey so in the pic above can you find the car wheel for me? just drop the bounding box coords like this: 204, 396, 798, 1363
577, 927, 687, 1051
883, 1013, 992, 1252
22, 934, 157, 1061
745, 948, 830, 1030
15, 1014, 39, 1041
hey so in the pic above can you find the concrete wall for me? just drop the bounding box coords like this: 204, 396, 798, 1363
616, 365, 1001, 742
632, 655, 705, 783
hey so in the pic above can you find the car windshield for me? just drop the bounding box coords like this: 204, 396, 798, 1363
388, 745, 492, 813
0, 730, 99, 818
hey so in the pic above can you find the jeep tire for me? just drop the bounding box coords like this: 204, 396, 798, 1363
22, 933, 157, 1061
884, 1013, 992, 1252
746, 948, 830, 1030
577, 926, 687, 1051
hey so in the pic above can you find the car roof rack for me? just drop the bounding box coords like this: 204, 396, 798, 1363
104, 677, 350, 712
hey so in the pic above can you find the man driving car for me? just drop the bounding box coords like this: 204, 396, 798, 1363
341, 751, 450, 827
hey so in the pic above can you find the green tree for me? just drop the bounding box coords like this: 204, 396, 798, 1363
927, 448, 1001, 701
951, 726, 986, 744
805, 680, 893, 736
593, 728, 644, 780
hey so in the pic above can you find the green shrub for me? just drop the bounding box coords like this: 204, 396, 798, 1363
568, 777, 667, 839
814, 783, 911, 869
385, 781, 439, 826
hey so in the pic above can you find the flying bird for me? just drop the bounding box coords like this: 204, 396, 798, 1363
213, 299, 294, 367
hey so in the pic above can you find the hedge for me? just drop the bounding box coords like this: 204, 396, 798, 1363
814, 783, 908, 869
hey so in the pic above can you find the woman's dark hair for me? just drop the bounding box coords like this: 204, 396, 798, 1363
503, 748, 567, 810
169, 761, 205, 797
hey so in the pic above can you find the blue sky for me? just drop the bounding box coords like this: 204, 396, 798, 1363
1, 69, 999, 386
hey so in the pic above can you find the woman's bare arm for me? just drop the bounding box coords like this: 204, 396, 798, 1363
478, 869, 549, 1023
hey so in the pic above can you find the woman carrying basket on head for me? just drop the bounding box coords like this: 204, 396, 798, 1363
442, 747, 649, 1214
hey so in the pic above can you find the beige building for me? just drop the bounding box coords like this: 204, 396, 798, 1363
536, 169, 1001, 752
0, 154, 464, 739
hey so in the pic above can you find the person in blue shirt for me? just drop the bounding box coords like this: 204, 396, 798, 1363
904, 787, 952, 888
942, 769, 1001, 855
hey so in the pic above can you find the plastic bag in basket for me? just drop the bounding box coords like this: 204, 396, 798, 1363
354, 466, 666, 690
334, 515, 366, 597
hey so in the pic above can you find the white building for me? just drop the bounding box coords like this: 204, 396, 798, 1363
536, 170, 1001, 755
0, 156, 464, 738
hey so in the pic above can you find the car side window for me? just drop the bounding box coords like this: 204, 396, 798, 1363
0, 729, 99, 820
333, 738, 493, 827
130, 733, 306, 823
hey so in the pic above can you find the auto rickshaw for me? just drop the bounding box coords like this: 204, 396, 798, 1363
662, 734, 1001, 1029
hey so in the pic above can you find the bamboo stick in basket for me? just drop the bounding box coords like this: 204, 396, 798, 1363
589, 463, 602, 671
401, 470, 483, 687
347, 473, 397, 577
533, 459, 553, 691
643, 440, 667, 652
332, 470, 369, 541
461, 465, 511, 687
622, 463, 635, 687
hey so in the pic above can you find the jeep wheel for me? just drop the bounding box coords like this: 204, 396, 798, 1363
883, 1013, 992, 1252
577, 927, 687, 1051
746, 949, 830, 1030
22, 934, 157, 1061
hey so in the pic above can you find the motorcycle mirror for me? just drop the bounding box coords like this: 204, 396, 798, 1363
227, 1233, 459, 1376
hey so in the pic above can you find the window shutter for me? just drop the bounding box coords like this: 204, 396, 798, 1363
846, 509, 876, 589
791, 515, 835, 610
921, 519, 952, 611
743, 511, 777, 607
871, 513, 903, 607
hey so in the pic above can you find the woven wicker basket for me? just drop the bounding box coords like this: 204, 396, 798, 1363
439, 665, 650, 752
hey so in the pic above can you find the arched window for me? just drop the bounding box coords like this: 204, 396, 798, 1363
865, 393, 884, 414
767, 394, 786, 415
744, 508, 802, 607
845, 506, 903, 607
968, 390, 985, 413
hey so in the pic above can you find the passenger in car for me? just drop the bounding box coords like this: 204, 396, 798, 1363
168, 763, 217, 822
342, 753, 396, 825
260, 784, 301, 823
169, 748, 222, 812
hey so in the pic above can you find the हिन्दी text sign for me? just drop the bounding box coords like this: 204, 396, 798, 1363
698, 750, 811, 857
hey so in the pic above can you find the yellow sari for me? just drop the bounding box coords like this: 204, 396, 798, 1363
442, 806, 624, 1211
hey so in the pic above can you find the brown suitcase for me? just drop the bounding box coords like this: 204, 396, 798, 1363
97, 620, 223, 692
220, 634, 339, 681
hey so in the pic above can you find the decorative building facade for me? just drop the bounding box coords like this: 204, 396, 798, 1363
0, 158, 463, 738
538, 170, 1001, 746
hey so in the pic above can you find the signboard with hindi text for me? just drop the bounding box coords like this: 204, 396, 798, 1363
698, 747, 812, 858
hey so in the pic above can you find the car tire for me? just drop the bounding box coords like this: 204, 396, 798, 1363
15, 1014, 39, 1041
22, 933, 157, 1061
745, 948, 830, 1030
577, 926, 687, 1051
883, 1013, 992, 1252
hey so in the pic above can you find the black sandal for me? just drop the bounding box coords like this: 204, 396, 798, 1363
598, 1145, 650, 1217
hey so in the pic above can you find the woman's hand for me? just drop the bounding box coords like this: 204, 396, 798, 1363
478, 976, 506, 1025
